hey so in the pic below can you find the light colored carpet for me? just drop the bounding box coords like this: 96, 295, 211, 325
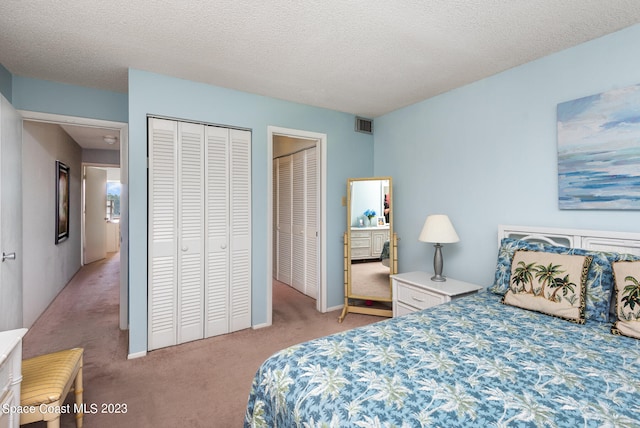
350, 260, 391, 298
21, 254, 382, 427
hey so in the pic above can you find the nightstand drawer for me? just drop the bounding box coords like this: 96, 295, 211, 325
396, 283, 445, 310
397, 301, 426, 317
391, 272, 482, 317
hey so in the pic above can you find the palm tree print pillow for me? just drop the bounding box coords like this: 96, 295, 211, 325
502, 250, 591, 324
611, 261, 640, 339
491, 238, 639, 323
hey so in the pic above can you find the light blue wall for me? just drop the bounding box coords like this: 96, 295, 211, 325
12, 76, 127, 122
374, 24, 640, 288
0, 64, 11, 102
128, 69, 373, 355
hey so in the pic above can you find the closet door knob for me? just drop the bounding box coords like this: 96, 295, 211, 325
181, 246, 188, 252
221, 244, 227, 249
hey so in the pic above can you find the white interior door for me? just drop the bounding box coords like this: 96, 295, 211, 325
148, 118, 178, 351
119, 125, 129, 330
276, 156, 292, 285
229, 128, 251, 332
176, 122, 205, 344
204, 126, 229, 337
0, 95, 23, 331
305, 147, 318, 299
291, 151, 305, 294
84, 166, 107, 264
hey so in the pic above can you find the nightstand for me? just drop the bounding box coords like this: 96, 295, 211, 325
390, 271, 483, 317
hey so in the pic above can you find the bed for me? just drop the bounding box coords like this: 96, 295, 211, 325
245, 225, 640, 427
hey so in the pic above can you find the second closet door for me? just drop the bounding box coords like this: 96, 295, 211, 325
275, 147, 318, 299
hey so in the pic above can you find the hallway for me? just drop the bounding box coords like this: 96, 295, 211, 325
21, 252, 127, 427
22, 252, 125, 360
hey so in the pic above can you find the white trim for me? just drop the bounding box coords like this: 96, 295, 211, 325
251, 322, 271, 330
17, 110, 126, 131
326, 304, 343, 312
127, 351, 147, 360
267, 126, 327, 328
18, 110, 130, 335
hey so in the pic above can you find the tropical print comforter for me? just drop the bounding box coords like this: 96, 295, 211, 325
245, 292, 640, 427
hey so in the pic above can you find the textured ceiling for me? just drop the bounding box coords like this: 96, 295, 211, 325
1, 1, 640, 117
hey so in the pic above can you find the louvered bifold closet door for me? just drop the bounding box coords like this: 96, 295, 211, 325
177, 122, 205, 344
276, 155, 292, 285
148, 118, 178, 351
305, 147, 318, 299
272, 159, 278, 278
229, 129, 252, 332
291, 151, 306, 294
204, 126, 230, 338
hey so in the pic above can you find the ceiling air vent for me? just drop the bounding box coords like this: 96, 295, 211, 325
355, 117, 373, 134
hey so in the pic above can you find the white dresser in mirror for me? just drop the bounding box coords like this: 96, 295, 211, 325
0, 328, 28, 428
350, 226, 390, 260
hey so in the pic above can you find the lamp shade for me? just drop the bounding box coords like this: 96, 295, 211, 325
418, 214, 460, 244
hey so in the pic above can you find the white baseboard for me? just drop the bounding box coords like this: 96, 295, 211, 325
127, 351, 147, 359
252, 322, 271, 330
326, 304, 343, 312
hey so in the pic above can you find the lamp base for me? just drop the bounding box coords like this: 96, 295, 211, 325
432, 243, 446, 282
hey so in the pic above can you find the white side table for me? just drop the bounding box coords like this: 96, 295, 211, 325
391, 271, 483, 317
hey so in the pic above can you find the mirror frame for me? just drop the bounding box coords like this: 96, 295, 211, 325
339, 176, 396, 322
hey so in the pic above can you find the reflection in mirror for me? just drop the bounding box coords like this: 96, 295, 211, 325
339, 177, 396, 322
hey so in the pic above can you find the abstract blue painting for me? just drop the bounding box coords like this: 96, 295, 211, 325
557, 84, 640, 209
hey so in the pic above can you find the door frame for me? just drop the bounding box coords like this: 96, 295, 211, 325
267, 126, 327, 325
17, 110, 129, 330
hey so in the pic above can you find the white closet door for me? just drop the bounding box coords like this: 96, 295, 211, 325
291, 151, 306, 293
276, 155, 292, 285
148, 118, 178, 350
305, 148, 318, 299
229, 129, 251, 332
204, 126, 229, 337
149, 119, 252, 350
177, 122, 205, 344
272, 159, 278, 278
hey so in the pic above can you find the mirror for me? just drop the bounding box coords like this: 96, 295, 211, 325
339, 177, 396, 322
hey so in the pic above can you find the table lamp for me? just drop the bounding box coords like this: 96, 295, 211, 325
418, 214, 459, 282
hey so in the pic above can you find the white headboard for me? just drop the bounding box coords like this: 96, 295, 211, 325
498, 225, 640, 256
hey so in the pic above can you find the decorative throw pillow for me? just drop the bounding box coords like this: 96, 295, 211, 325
502, 250, 591, 323
491, 238, 550, 295
491, 237, 639, 322
611, 261, 640, 339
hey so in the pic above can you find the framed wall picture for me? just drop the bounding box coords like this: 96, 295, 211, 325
557, 83, 640, 209
377, 216, 386, 226
56, 160, 70, 244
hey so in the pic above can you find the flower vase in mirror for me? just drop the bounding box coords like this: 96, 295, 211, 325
364, 209, 376, 226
